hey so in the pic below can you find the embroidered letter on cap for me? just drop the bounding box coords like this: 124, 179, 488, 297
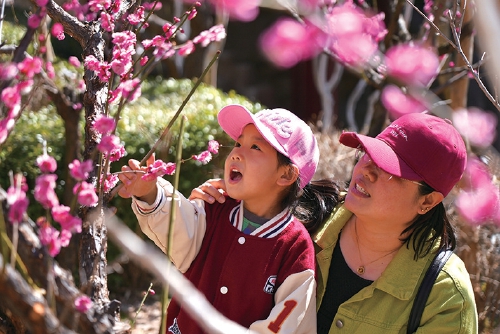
388, 124, 408, 141
258, 112, 293, 139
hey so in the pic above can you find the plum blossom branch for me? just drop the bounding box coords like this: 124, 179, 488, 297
139, 50, 221, 167
447, 11, 500, 112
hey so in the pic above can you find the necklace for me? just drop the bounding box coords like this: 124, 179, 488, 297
354, 219, 399, 276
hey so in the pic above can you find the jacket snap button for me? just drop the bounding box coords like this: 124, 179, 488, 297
336, 319, 344, 328
238, 237, 245, 244
220, 286, 228, 294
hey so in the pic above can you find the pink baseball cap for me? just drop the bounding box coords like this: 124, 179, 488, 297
339, 113, 467, 196
218, 104, 319, 189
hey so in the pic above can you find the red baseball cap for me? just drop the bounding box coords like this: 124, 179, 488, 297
339, 113, 467, 196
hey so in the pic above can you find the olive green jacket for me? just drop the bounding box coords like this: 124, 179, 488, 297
313, 204, 478, 334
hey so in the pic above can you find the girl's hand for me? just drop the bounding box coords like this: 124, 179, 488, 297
117, 154, 158, 204
189, 178, 227, 204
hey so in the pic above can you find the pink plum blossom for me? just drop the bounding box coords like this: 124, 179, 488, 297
187, 8, 198, 20
34, 174, 59, 209
459, 157, 492, 191
18, 57, 43, 78
0, 117, 15, 144
153, 41, 175, 60
109, 0, 121, 13
143, 2, 162, 10
117, 78, 141, 102
192, 151, 212, 164
68, 56, 81, 68
51, 23, 65, 40
109, 144, 126, 162
112, 31, 137, 53
13, 174, 29, 193
36, 153, 58, 173
36, 0, 49, 6
208, 0, 260, 22
62, 0, 90, 21
259, 18, 322, 68
321, 2, 387, 67
38, 223, 62, 257
98, 135, 121, 154
455, 157, 500, 225
329, 34, 378, 68
452, 107, 497, 148
456, 182, 499, 226
1, 86, 21, 109
178, 41, 195, 57
52, 205, 82, 233
7, 186, 29, 224
142, 160, 176, 181
93, 115, 116, 134
88, 0, 111, 12
74, 181, 98, 206
207, 140, 220, 154
385, 44, 439, 86
140, 56, 148, 66
16, 80, 34, 95
193, 24, 227, 47
128, 6, 145, 25
381, 85, 428, 119
69, 159, 93, 181
84, 55, 111, 82
162, 23, 175, 39
100, 12, 115, 32
75, 295, 92, 313
45, 61, 55, 79
0, 63, 18, 80
60, 229, 72, 247
110, 53, 133, 76
51, 205, 71, 224
28, 14, 43, 29
103, 173, 119, 193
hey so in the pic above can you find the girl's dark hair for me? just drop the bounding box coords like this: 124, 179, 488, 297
277, 149, 345, 233
401, 182, 457, 260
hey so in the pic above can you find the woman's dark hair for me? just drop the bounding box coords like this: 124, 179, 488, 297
276, 152, 344, 233
401, 182, 457, 260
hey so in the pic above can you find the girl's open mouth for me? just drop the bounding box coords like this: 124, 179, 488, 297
229, 168, 242, 181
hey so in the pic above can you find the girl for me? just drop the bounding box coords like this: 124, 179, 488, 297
118, 104, 339, 333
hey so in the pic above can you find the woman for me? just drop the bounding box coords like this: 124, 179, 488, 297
190, 112, 478, 333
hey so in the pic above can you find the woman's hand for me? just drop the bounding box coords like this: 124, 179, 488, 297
188, 178, 227, 204
117, 154, 158, 204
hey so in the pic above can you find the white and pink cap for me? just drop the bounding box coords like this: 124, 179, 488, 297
218, 104, 319, 189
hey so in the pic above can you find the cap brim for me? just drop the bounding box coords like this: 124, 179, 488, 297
217, 105, 288, 157
218, 105, 256, 141
339, 132, 422, 181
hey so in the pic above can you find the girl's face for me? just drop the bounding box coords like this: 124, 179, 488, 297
224, 124, 288, 211
344, 149, 423, 226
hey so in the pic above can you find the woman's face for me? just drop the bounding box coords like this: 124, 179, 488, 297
344, 149, 423, 226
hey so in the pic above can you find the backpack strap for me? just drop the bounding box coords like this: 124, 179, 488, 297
407, 249, 453, 334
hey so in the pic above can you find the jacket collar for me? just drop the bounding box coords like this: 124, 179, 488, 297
313, 203, 438, 301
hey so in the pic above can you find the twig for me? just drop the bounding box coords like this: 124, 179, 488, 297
160, 115, 187, 334
448, 11, 500, 111
404, 0, 458, 49
132, 282, 153, 328
139, 50, 221, 166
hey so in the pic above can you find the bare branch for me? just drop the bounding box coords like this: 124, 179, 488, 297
26, 0, 88, 46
